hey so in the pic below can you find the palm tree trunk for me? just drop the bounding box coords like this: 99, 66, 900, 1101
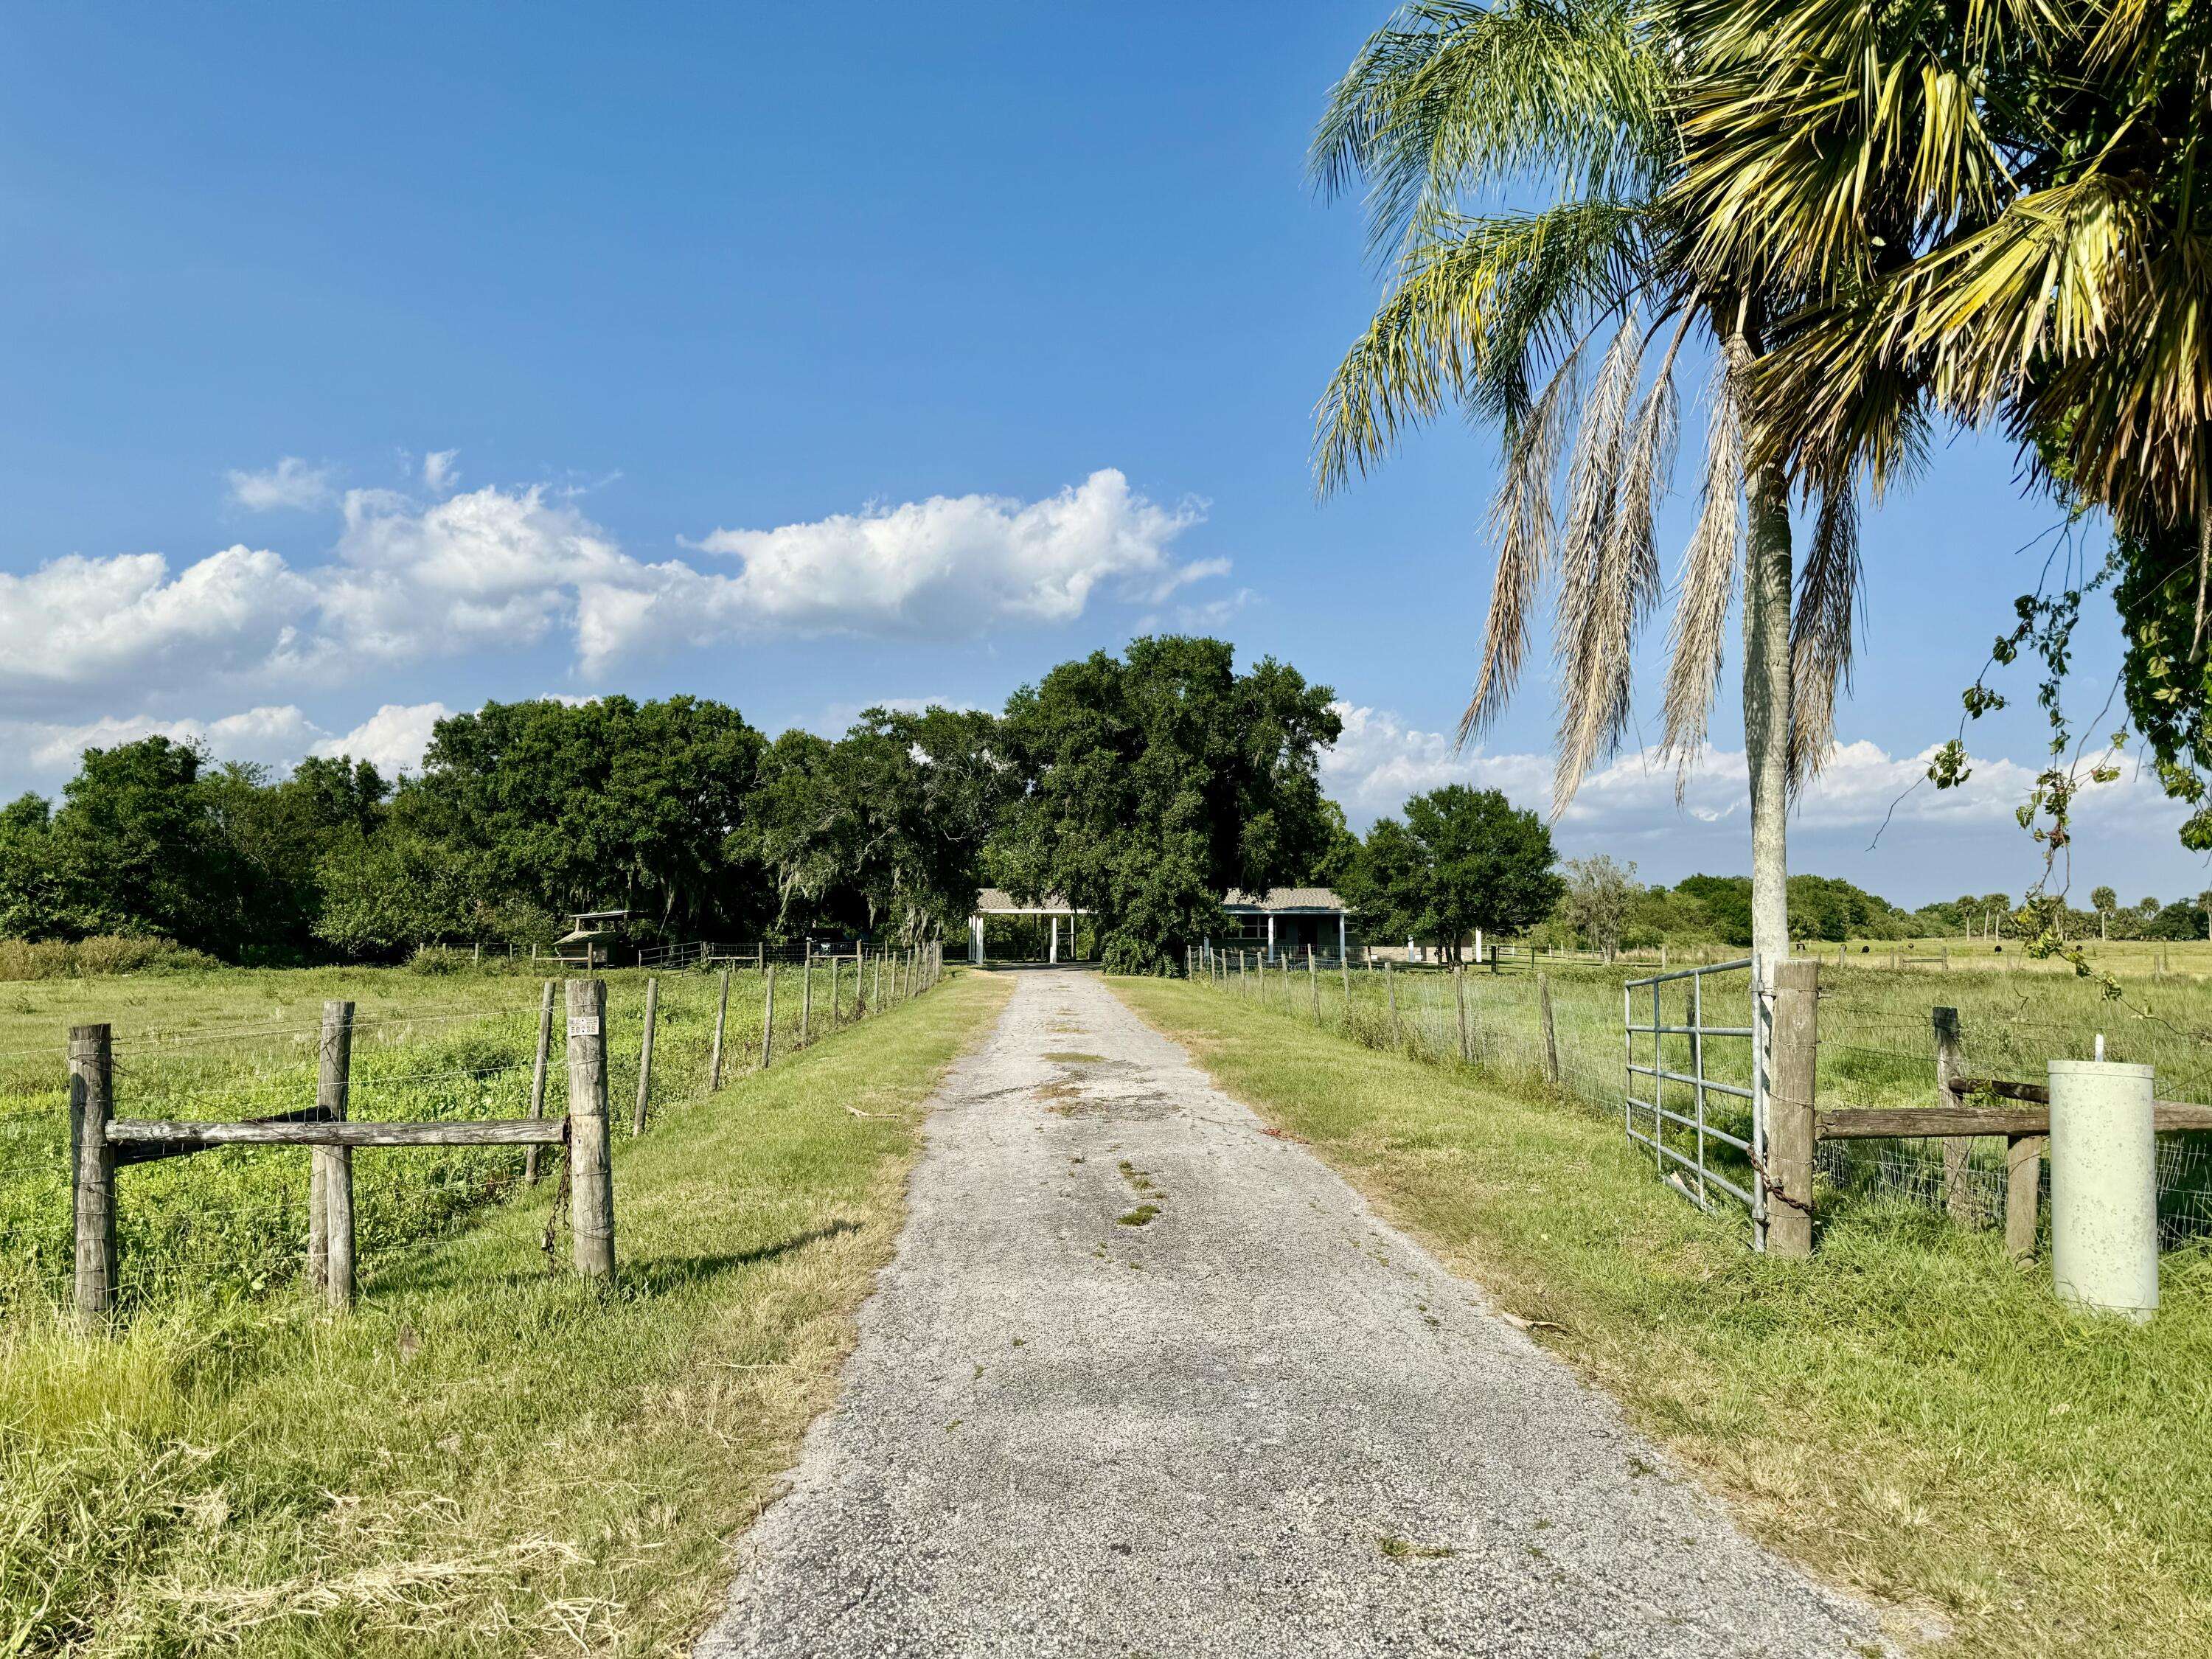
1742, 459, 1793, 973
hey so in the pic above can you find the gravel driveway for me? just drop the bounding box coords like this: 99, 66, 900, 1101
696, 970, 1890, 1658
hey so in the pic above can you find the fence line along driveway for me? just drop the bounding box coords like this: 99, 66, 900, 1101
695, 972, 1892, 1658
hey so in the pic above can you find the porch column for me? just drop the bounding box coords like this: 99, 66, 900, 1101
1267, 913, 1276, 963
1050, 914, 1060, 964
970, 914, 984, 964
1338, 913, 1346, 961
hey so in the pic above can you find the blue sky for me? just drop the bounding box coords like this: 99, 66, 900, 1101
0, 2, 2194, 907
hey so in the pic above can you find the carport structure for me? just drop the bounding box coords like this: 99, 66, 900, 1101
968, 889, 1090, 964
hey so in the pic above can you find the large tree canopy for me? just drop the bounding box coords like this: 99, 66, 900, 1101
993, 636, 1342, 973
1343, 786, 1561, 960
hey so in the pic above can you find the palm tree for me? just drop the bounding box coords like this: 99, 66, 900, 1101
2091, 885, 2116, 940
1311, 0, 1866, 975
1672, 1, 2211, 726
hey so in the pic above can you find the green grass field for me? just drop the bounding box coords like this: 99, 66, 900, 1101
1115, 975, 2212, 1658
1, 961, 1004, 1655
0, 956, 909, 1311
1220, 949, 2212, 1241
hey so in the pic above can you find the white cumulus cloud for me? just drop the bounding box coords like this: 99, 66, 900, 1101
310, 701, 451, 776
227, 456, 337, 512
421, 449, 460, 493
21, 704, 320, 773
0, 467, 1229, 717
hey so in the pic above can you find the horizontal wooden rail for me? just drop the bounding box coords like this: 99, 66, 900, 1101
107, 1117, 568, 1152
1817, 1100, 2212, 1141
112, 1104, 335, 1166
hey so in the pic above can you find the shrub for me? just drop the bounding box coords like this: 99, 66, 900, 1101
0, 936, 214, 981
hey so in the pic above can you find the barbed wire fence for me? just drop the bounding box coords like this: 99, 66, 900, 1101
0, 941, 947, 1320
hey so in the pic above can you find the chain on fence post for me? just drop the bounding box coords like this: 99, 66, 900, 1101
69, 1022, 116, 1333
316, 1001, 356, 1310
566, 979, 616, 1283
632, 976, 659, 1137
526, 978, 555, 1184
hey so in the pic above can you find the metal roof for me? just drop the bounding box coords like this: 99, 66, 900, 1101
1222, 887, 1346, 913
973, 888, 1087, 915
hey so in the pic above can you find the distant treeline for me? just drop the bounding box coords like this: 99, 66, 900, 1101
6, 633, 2181, 971
0, 637, 1345, 974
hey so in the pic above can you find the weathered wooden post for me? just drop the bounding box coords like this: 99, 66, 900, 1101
69, 1023, 116, 1332
1537, 973, 1560, 1085
631, 976, 660, 1137
873, 949, 883, 1011
1765, 959, 1820, 1259
1340, 949, 1351, 1007
1385, 960, 1399, 1048
566, 979, 616, 1283
761, 964, 778, 1068
1933, 1007, 1975, 1227
526, 978, 557, 1185
855, 945, 866, 1018
1455, 966, 1471, 1063
829, 954, 841, 1029
316, 1001, 356, 1310
1308, 946, 1319, 1019
801, 951, 814, 1046
709, 966, 731, 1089
2006, 1130, 2047, 1259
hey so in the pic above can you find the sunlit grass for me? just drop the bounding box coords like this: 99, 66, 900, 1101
0, 968, 1007, 1656
1116, 975, 2212, 1658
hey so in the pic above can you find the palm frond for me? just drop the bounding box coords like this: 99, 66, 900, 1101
1314, 200, 1650, 495
1551, 309, 1655, 815
1461, 352, 1579, 742
1787, 485, 1861, 785
1313, 0, 1672, 262
1658, 341, 1745, 790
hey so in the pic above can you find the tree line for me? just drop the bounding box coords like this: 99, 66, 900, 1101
9, 627, 2160, 973
0, 638, 1344, 974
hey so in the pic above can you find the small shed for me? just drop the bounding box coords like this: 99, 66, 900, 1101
554, 909, 633, 970
1220, 888, 1350, 963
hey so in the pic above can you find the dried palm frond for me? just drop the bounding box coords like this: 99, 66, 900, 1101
1551, 309, 1651, 814
1787, 485, 1861, 785
1461, 353, 1578, 742
1658, 340, 1747, 793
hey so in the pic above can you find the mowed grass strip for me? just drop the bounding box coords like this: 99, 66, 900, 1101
1110, 976, 2212, 1659
1, 969, 1009, 1658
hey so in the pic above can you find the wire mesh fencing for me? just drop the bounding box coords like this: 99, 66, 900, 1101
1188, 945, 2212, 1253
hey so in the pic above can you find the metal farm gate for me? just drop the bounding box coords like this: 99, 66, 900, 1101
1623, 956, 1771, 1251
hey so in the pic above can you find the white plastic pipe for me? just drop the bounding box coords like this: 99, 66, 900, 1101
2048, 1059, 2157, 1321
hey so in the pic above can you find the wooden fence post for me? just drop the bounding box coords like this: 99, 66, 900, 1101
526, 979, 555, 1185
315, 1001, 355, 1310
1341, 949, 1351, 1008
801, 951, 814, 1046
631, 976, 659, 1137
873, 950, 883, 1011
69, 1023, 116, 1332
1933, 1006, 1975, 1227
1537, 973, 1559, 1085
855, 945, 866, 1018
2006, 1132, 2046, 1259
1385, 961, 1399, 1048
1309, 946, 1319, 1019
709, 966, 731, 1089
761, 964, 777, 1068
566, 979, 616, 1282
1765, 959, 1820, 1259
1455, 965, 1471, 1063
